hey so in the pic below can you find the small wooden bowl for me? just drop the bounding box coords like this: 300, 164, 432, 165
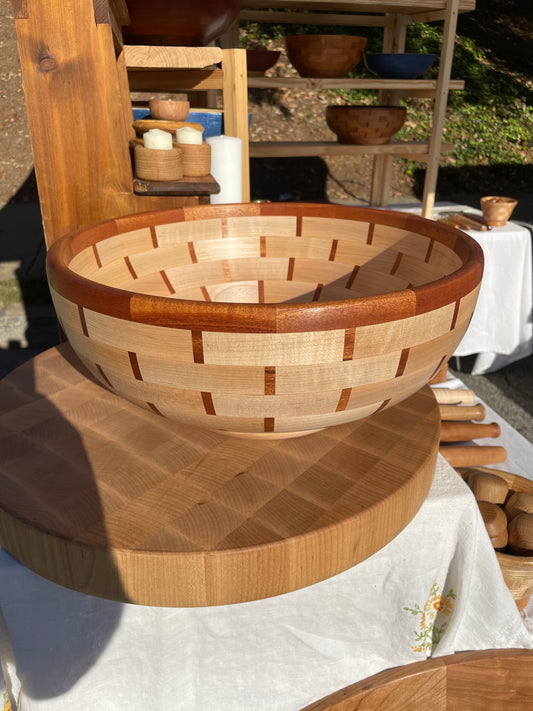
480, 196, 518, 227
46, 203, 483, 439
134, 144, 183, 181
326, 105, 407, 145
246, 49, 281, 76
482, 469, 533, 605
149, 99, 190, 121
285, 35, 367, 78
179, 142, 211, 177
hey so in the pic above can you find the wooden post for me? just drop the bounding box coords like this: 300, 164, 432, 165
221, 48, 250, 202
421, 0, 460, 217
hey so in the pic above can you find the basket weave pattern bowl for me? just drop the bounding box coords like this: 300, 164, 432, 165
492, 470, 533, 605
46, 204, 483, 439
326, 105, 407, 145
286, 35, 367, 78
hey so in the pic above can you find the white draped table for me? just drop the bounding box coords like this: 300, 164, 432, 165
0, 457, 530, 710
397, 203, 533, 375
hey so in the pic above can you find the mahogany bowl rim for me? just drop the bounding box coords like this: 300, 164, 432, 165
46, 203, 484, 334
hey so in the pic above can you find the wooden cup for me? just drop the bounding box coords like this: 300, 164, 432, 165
134, 144, 183, 181
178, 142, 211, 177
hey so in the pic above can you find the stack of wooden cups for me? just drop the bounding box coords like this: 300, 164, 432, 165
134, 98, 212, 181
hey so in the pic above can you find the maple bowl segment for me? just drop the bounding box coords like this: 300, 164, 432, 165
46, 203, 483, 438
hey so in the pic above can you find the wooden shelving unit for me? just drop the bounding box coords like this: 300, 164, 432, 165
234, 0, 475, 217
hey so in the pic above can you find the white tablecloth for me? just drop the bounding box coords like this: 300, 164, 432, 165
1, 452, 530, 711
397, 203, 533, 374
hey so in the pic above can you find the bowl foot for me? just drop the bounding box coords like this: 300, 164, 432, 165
215, 428, 326, 440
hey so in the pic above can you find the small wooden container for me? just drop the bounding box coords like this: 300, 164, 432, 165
179, 142, 211, 177
149, 98, 190, 121
480, 196, 517, 226
134, 144, 183, 181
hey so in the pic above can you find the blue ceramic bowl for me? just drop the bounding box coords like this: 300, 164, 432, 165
366, 53, 436, 79
132, 108, 250, 139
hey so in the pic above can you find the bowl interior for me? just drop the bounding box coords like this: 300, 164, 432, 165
60, 207, 473, 305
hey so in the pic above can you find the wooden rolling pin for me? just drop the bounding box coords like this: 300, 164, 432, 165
439, 403, 486, 421
440, 421, 501, 442
440, 445, 507, 467
433, 388, 476, 405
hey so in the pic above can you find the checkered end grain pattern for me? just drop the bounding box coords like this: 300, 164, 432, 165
46, 203, 483, 438
0, 344, 439, 606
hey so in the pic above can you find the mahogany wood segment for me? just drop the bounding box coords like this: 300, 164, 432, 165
299, 649, 533, 711
45, 203, 483, 437
0, 344, 439, 606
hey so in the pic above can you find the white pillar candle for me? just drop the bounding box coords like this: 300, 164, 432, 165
143, 128, 173, 150
206, 135, 242, 204
176, 126, 203, 145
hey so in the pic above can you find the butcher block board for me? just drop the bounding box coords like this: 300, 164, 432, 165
0, 344, 440, 607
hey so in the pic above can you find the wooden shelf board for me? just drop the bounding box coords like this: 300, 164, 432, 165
249, 140, 455, 158
133, 174, 220, 197
0, 344, 439, 607
247, 77, 465, 91
240, 1, 476, 15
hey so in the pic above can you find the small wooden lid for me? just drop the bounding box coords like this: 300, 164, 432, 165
468, 471, 509, 504
505, 491, 533, 521
477, 501, 507, 539
509, 513, 533, 556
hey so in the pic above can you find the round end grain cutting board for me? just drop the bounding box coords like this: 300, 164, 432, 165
0, 344, 440, 606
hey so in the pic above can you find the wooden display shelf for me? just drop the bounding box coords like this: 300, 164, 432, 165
133, 174, 220, 198
250, 140, 455, 159
247, 77, 465, 94
0, 344, 440, 608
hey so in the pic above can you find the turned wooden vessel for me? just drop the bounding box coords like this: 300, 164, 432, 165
300, 649, 533, 711
286, 35, 367, 78
326, 105, 407, 145
46, 203, 483, 438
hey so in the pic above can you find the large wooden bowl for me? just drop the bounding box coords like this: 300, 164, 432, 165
286, 35, 367, 78
46, 203, 483, 439
326, 105, 407, 145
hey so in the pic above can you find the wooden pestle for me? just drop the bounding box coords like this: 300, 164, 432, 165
439, 404, 486, 421
440, 421, 501, 442
433, 388, 476, 405
439, 445, 507, 467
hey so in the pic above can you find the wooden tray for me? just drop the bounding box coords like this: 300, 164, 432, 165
0, 344, 440, 607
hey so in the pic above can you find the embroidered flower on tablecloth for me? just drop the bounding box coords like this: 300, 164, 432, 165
404, 581, 456, 653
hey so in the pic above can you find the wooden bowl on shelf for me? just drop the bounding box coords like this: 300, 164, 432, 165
246, 49, 281, 76
285, 35, 367, 78
148, 99, 190, 121
326, 105, 407, 145
46, 203, 483, 439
